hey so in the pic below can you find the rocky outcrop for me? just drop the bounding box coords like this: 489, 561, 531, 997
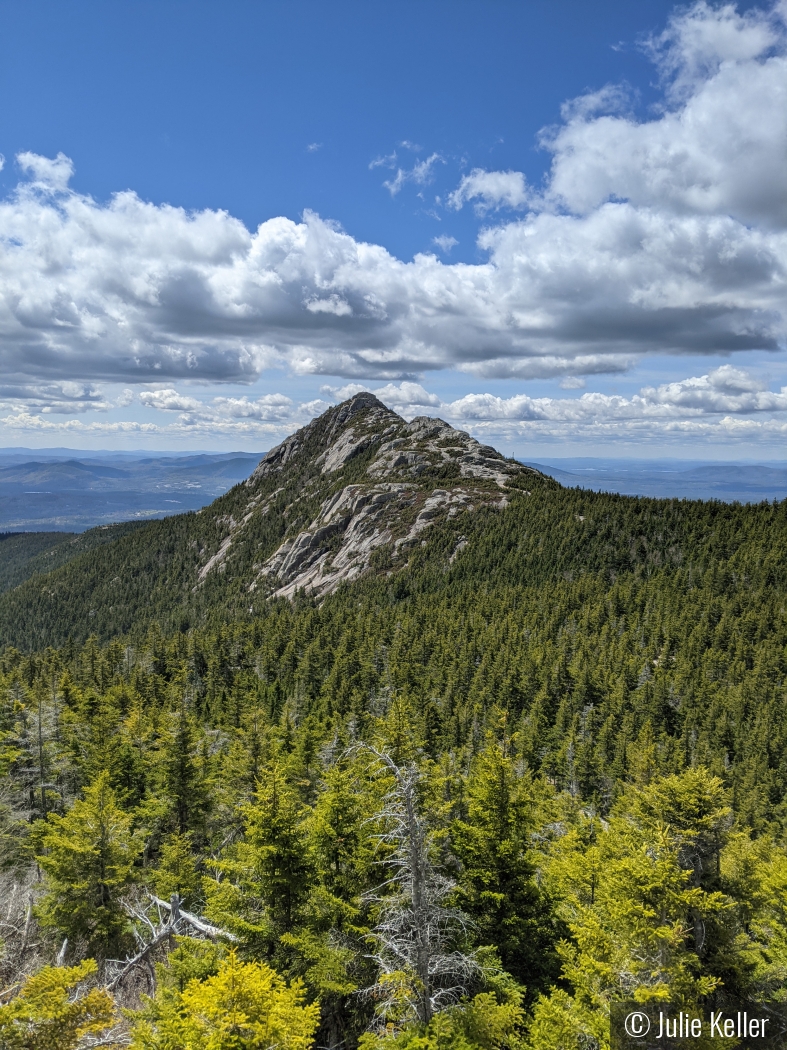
368, 416, 524, 487
253, 483, 410, 599
198, 392, 545, 600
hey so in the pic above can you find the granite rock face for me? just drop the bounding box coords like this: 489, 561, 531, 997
197, 392, 545, 599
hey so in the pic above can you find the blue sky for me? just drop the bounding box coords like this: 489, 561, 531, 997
0, 0, 785, 458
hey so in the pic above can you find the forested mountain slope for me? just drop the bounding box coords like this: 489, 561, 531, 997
0, 393, 546, 648
0, 522, 147, 595
2, 395, 787, 1050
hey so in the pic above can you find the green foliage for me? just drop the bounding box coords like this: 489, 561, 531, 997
205, 764, 313, 956
129, 949, 320, 1050
358, 986, 526, 1050
152, 831, 202, 909
34, 771, 140, 954
718, 833, 787, 1000
0, 522, 146, 596
0, 959, 117, 1050
1, 426, 787, 1050
452, 740, 561, 997
528, 769, 733, 1050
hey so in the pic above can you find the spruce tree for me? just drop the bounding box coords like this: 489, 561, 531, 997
452, 740, 561, 998
34, 771, 140, 955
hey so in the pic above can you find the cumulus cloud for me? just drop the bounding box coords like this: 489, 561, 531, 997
137, 389, 302, 425
138, 388, 203, 412
305, 294, 353, 316
0, 0, 785, 401
647, 0, 781, 100
448, 169, 530, 212
16, 151, 74, 192
211, 394, 295, 420
0, 380, 115, 414
350, 365, 787, 446
3, 364, 786, 447
0, 413, 162, 436
436, 367, 787, 424
322, 381, 441, 409
541, 2, 787, 226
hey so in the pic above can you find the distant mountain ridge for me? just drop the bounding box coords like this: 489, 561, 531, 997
0, 450, 262, 531
533, 459, 787, 503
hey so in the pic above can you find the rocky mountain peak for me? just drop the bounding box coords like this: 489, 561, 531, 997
200, 393, 546, 600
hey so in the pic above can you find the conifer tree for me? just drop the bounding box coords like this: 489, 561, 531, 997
0, 960, 116, 1050
205, 763, 312, 958
34, 771, 140, 955
285, 753, 383, 1049
528, 772, 731, 1050
129, 950, 319, 1050
165, 703, 205, 836
452, 740, 561, 997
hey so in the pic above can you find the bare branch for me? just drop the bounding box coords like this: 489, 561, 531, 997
358, 746, 478, 1031
148, 895, 237, 942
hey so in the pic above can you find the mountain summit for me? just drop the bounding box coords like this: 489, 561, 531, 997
199, 392, 543, 599
0, 394, 548, 646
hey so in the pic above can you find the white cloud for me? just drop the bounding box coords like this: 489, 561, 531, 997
305, 294, 353, 316
211, 394, 294, 420
381, 152, 443, 196
2, 364, 786, 448
323, 381, 440, 409
0, 412, 162, 435
139, 388, 203, 412
432, 235, 458, 253
0, 380, 114, 414
647, 0, 781, 100
320, 382, 367, 401
439, 367, 787, 424
374, 382, 441, 408
0, 1, 784, 400
448, 169, 529, 213
369, 150, 398, 170
133, 388, 324, 433
317, 366, 787, 448
16, 151, 74, 192
541, 3, 787, 227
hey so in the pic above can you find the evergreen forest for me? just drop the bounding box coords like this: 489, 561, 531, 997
2, 425, 787, 1049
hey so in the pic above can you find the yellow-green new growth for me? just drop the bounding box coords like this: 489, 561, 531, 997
130, 949, 319, 1050
0, 959, 117, 1050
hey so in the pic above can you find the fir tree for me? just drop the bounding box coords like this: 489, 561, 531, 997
34, 771, 140, 955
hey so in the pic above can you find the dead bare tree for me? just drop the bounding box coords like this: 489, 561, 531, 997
0, 872, 50, 993
361, 747, 478, 1031
105, 892, 237, 996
